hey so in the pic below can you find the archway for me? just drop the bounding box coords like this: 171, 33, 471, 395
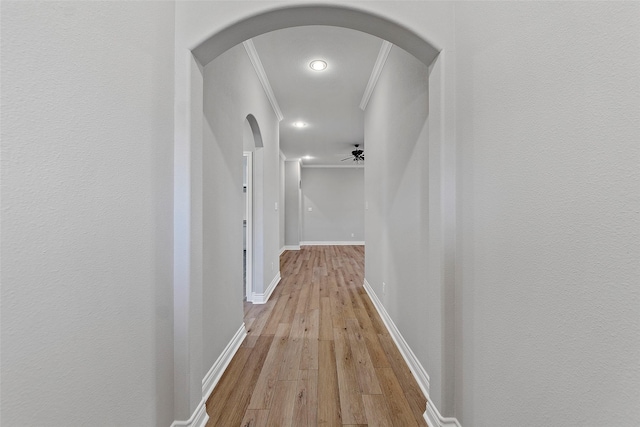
244, 114, 264, 150
192, 5, 440, 67
242, 114, 264, 303
172, 4, 453, 426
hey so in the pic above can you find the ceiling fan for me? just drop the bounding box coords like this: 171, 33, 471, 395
341, 144, 365, 163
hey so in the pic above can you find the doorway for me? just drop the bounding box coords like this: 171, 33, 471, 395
173, 5, 452, 425
242, 114, 263, 303
243, 152, 253, 301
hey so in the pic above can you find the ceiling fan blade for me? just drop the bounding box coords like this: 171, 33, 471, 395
341, 144, 364, 163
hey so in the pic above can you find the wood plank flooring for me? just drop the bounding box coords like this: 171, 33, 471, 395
205, 245, 428, 427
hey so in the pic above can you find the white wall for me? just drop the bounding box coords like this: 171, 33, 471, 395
202, 43, 280, 373
284, 160, 302, 247
5, 2, 633, 426
453, 3, 640, 425
301, 167, 364, 242
279, 153, 286, 251
364, 44, 447, 409
1, 2, 175, 425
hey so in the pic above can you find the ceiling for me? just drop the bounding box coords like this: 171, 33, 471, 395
251, 26, 383, 166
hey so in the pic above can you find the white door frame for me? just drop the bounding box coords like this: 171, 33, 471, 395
243, 151, 254, 302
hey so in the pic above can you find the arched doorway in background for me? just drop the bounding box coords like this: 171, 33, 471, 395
243, 114, 264, 302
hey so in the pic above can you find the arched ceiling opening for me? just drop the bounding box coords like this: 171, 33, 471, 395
191, 5, 441, 68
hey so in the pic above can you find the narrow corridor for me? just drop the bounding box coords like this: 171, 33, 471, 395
205, 245, 428, 426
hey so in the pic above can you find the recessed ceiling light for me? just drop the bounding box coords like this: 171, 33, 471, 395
309, 60, 327, 71
303, 155, 312, 160
293, 121, 307, 128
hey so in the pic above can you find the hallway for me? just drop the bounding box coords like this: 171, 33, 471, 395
205, 245, 428, 426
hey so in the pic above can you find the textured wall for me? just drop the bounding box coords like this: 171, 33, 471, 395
284, 160, 302, 246
280, 154, 286, 250
5, 1, 637, 425
364, 44, 446, 408
202, 43, 280, 371
1, 2, 175, 425
454, 2, 640, 425
301, 167, 364, 242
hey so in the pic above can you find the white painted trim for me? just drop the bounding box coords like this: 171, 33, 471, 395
242, 39, 284, 121
279, 150, 286, 160
302, 164, 365, 169
279, 246, 286, 256
363, 279, 462, 427
252, 272, 281, 304
170, 398, 209, 427
301, 241, 364, 246
424, 400, 462, 427
173, 323, 248, 427
201, 324, 247, 398
284, 245, 301, 251
363, 279, 430, 396
359, 41, 393, 110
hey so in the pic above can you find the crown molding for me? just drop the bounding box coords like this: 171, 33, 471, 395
359, 41, 393, 111
243, 39, 284, 122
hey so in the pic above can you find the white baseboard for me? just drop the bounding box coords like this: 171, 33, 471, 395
173, 323, 247, 427
363, 279, 430, 397
424, 400, 462, 427
283, 245, 300, 251
252, 272, 281, 304
170, 399, 209, 427
363, 279, 461, 427
201, 324, 247, 398
279, 246, 286, 255
300, 241, 364, 246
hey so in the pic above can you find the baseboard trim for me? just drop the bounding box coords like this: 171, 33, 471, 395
363, 279, 430, 397
424, 400, 462, 427
173, 323, 247, 427
301, 241, 364, 246
363, 278, 462, 427
170, 398, 209, 427
279, 246, 286, 256
283, 245, 300, 251
201, 324, 247, 398
252, 272, 281, 304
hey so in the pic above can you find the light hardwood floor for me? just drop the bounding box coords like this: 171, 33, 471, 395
206, 245, 428, 427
